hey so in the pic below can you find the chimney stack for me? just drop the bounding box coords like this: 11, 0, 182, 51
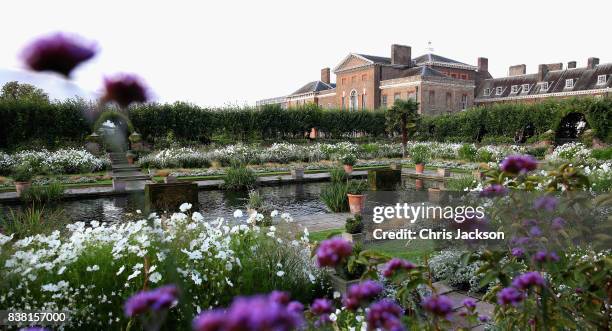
509, 64, 526, 76
477, 57, 488, 72
587, 57, 600, 69
391, 44, 412, 66
546, 63, 563, 71
537, 64, 549, 81
321, 68, 330, 84
568, 61, 577, 69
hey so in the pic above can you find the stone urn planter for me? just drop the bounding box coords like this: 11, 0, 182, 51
126, 152, 136, 165
329, 273, 360, 294
437, 168, 450, 177
85, 141, 100, 155
343, 164, 353, 174
415, 163, 425, 174
291, 167, 304, 180
14, 181, 32, 197
347, 194, 366, 214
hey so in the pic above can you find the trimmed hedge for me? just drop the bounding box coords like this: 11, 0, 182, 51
0, 97, 610, 149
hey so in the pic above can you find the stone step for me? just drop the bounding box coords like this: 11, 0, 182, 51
112, 175, 150, 181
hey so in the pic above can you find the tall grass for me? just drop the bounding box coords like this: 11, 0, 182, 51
321, 182, 349, 212
1, 207, 65, 238
445, 176, 477, 191
222, 164, 257, 190
20, 182, 64, 205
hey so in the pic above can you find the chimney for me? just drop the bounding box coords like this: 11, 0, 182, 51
545, 63, 563, 71
477, 57, 488, 72
567, 61, 577, 69
537, 64, 549, 81
391, 44, 412, 66
321, 67, 330, 84
587, 57, 600, 69
509, 64, 526, 76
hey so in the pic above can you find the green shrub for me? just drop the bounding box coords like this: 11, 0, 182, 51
222, 164, 256, 190
1, 207, 65, 238
347, 180, 368, 195
458, 144, 478, 162
591, 147, 612, 160
476, 149, 495, 162
340, 153, 357, 166
345, 214, 363, 234
445, 176, 476, 191
20, 182, 64, 204
480, 136, 514, 145
526, 146, 548, 159
320, 182, 349, 212
12, 164, 33, 182
329, 167, 347, 183
410, 145, 430, 164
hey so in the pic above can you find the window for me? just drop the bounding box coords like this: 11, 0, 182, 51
362, 94, 367, 109
484, 88, 491, 96
511, 85, 519, 94
428, 91, 435, 105
460, 74, 468, 80
350, 90, 358, 111
540, 82, 549, 92
597, 75, 607, 85
461, 94, 468, 110
381, 95, 388, 108
565, 79, 574, 88
451, 73, 457, 79
361, 74, 367, 81
407, 91, 416, 100
495, 87, 503, 95
446, 92, 452, 108
394, 92, 401, 101
522, 84, 530, 93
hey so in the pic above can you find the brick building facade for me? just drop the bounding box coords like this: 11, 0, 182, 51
256, 44, 610, 114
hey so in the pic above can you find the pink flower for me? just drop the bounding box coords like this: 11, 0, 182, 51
103, 73, 149, 108
21, 32, 96, 77
315, 237, 352, 267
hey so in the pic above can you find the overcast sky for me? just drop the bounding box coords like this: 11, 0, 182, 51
1, 0, 610, 106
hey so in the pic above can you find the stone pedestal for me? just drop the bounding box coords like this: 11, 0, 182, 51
368, 169, 401, 191
145, 182, 198, 212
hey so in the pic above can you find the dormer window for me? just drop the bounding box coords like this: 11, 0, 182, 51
484, 88, 491, 96
597, 75, 607, 85
565, 79, 574, 88
495, 87, 503, 95
540, 82, 549, 92
522, 84, 530, 93
511, 85, 519, 94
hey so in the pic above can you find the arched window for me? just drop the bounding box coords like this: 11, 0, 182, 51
350, 90, 358, 111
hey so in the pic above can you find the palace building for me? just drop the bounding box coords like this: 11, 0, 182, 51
256, 44, 610, 114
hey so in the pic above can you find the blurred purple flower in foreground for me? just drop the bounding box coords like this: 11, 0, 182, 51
382, 258, 416, 278
315, 237, 352, 267
192, 293, 303, 331
343, 280, 384, 310
533, 195, 558, 212
367, 300, 405, 331
500, 155, 537, 174
21, 32, 96, 77
533, 250, 560, 263
103, 73, 149, 108
480, 184, 508, 197
511, 271, 546, 290
497, 287, 524, 306
422, 295, 454, 318
124, 285, 179, 317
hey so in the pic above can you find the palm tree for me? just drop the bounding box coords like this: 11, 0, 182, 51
385, 99, 420, 158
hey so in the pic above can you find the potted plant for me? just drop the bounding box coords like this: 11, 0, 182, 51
341, 154, 357, 174
411, 145, 429, 174
129, 132, 143, 151
347, 180, 368, 214
85, 132, 101, 154
12, 165, 33, 197
290, 165, 305, 180
342, 214, 364, 243
126, 150, 137, 165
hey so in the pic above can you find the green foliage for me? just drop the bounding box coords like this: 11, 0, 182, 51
526, 146, 548, 159
385, 99, 420, 156
345, 214, 363, 234
410, 144, 430, 164
93, 110, 134, 133
340, 153, 357, 166
329, 167, 348, 184
222, 164, 256, 190
346, 180, 368, 195
480, 136, 515, 145
320, 182, 349, 212
0, 207, 65, 239
445, 176, 477, 191
591, 147, 612, 160
20, 182, 64, 204
458, 143, 478, 161
0, 81, 49, 103
12, 164, 33, 182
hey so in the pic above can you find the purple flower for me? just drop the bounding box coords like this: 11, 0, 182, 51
310, 298, 333, 315
382, 258, 416, 278
367, 300, 405, 331
511, 247, 525, 257
343, 280, 384, 310
103, 73, 149, 108
511, 271, 545, 290
510, 236, 530, 246
315, 237, 353, 267
497, 287, 524, 306
287, 301, 304, 314
529, 226, 542, 237
21, 32, 96, 77
269, 290, 291, 304
19, 328, 51, 331
534, 196, 558, 212
533, 250, 559, 263
551, 217, 565, 230
480, 184, 509, 197
500, 155, 538, 174
124, 285, 179, 317
422, 295, 454, 318
478, 315, 490, 323
462, 298, 477, 311
193, 293, 303, 331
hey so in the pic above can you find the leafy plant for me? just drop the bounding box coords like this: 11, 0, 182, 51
20, 182, 64, 204
410, 144, 430, 165
345, 214, 363, 234
591, 147, 612, 160
222, 164, 256, 190
12, 164, 33, 182
346, 180, 368, 195
445, 176, 476, 191
458, 143, 478, 161
385, 99, 420, 157
340, 153, 357, 166
1, 207, 65, 238
320, 182, 349, 212
329, 167, 347, 183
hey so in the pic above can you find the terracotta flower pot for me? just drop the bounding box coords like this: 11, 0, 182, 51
14, 181, 32, 196
347, 194, 366, 214
415, 179, 424, 190
415, 163, 425, 174
344, 164, 353, 174
309, 127, 318, 139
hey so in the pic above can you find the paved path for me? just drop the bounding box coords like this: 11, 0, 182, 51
432, 281, 494, 330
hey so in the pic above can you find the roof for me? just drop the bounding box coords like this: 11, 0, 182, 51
355, 54, 391, 64
413, 53, 470, 66
290, 80, 335, 96
475, 63, 612, 100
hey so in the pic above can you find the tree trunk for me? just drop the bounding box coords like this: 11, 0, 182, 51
401, 117, 408, 158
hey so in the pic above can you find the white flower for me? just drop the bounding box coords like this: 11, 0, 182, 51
127, 270, 140, 281
276, 271, 285, 277
329, 313, 338, 322
149, 272, 162, 283
233, 210, 243, 218
191, 272, 202, 285
333, 291, 341, 299
192, 212, 204, 222
116, 265, 125, 275
136, 209, 142, 214
86, 265, 100, 272
179, 203, 193, 212
271, 210, 279, 217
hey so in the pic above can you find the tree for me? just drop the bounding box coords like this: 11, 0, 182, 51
385, 99, 420, 157
0, 81, 49, 103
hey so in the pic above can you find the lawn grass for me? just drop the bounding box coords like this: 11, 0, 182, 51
310, 228, 434, 262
